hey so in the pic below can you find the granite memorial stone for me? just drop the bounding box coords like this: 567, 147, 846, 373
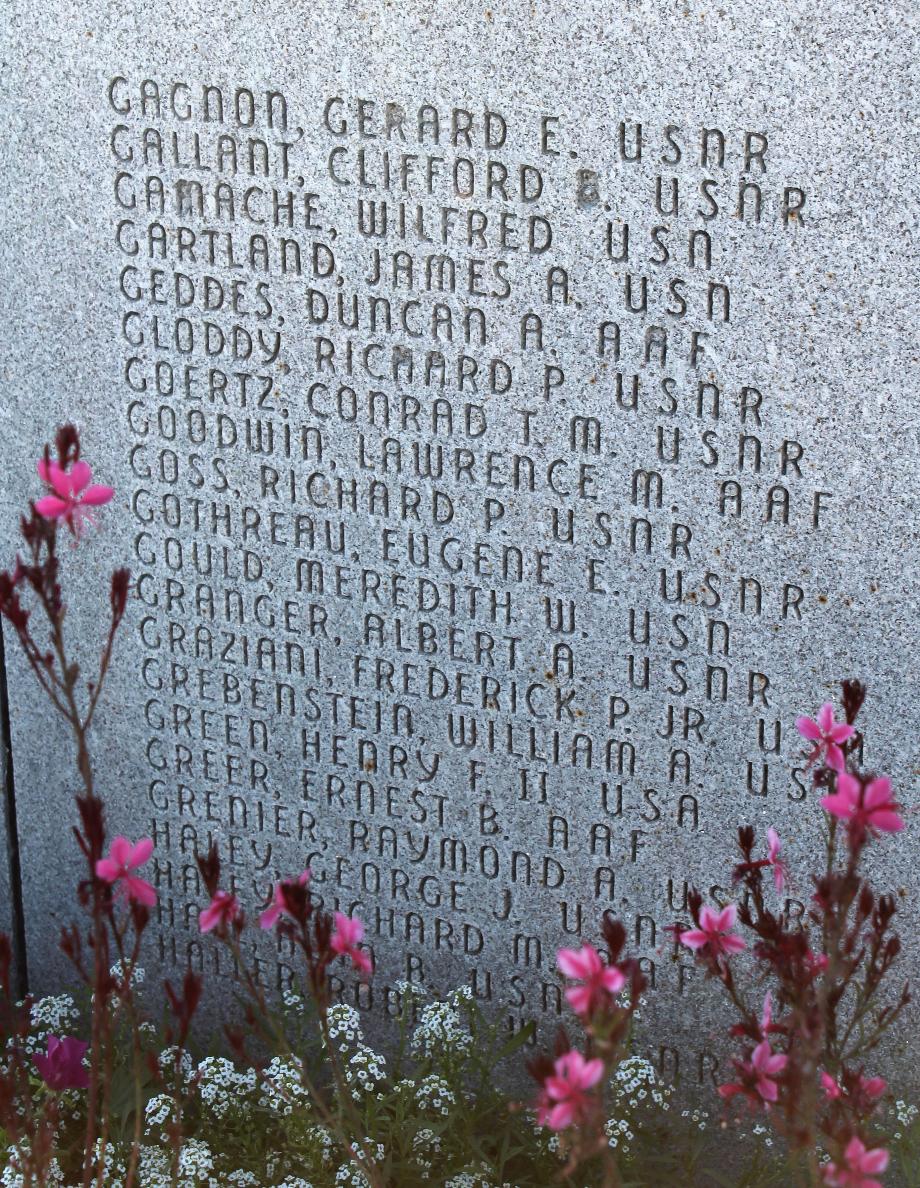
0, 0, 918, 1089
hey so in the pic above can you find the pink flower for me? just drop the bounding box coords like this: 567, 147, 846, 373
719, 1039, 787, 1106
822, 1071, 886, 1107
199, 890, 241, 934
766, 828, 788, 893
822, 1136, 889, 1188
537, 1050, 605, 1130
95, 837, 156, 906
33, 1036, 89, 1090
821, 774, 904, 838
35, 458, 113, 536
797, 703, 854, 773
680, 904, 746, 959
859, 1075, 886, 1100
557, 943, 626, 1018
259, 870, 311, 930
759, 992, 782, 1039
330, 912, 373, 974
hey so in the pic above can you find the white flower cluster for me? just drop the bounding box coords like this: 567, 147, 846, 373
411, 995, 473, 1059
1, 1145, 65, 1188
197, 1055, 258, 1118
395, 979, 426, 1000
411, 1127, 443, 1180
415, 1073, 457, 1115
177, 1139, 214, 1183
136, 1144, 172, 1184
605, 1116, 634, 1151
109, 960, 146, 991
25, 994, 78, 1050
892, 1097, 919, 1138
334, 1140, 385, 1188
751, 1122, 775, 1149
680, 1106, 710, 1131
345, 1044, 387, 1100
90, 1139, 126, 1186
258, 1056, 309, 1115
144, 1093, 178, 1141
612, 1056, 671, 1111
327, 1003, 363, 1051
225, 1173, 261, 1187
157, 1044, 194, 1087
306, 1124, 335, 1165
443, 1170, 512, 1188
413, 1127, 442, 1154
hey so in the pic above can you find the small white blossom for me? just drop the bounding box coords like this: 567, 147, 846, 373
197, 1055, 257, 1117
177, 1138, 214, 1183
144, 1093, 177, 1140
411, 1000, 472, 1058
109, 960, 146, 990
157, 1045, 194, 1086
23, 994, 78, 1052
415, 1073, 457, 1115
259, 1056, 309, 1115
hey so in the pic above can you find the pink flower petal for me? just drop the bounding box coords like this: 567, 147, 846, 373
870, 811, 904, 833
679, 929, 708, 950
720, 933, 747, 954
796, 715, 822, 741
45, 461, 72, 497
757, 1077, 779, 1102
579, 1058, 605, 1089
198, 905, 219, 932
548, 1102, 574, 1130
128, 838, 154, 868
864, 777, 892, 809
826, 743, 846, 773
859, 1148, 889, 1174
844, 1137, 867, 1162
124, 875, 157, 906
714, 904, 738, 932
601, 967, 626, 993
821, 793, 851, 820
81, 484, 114, 506
837, 773, 861, 803
35, 495, 70, 519
817, 703, 835, 733
352, 949, 373, 974
95, 857, 120, 882
565, 985, 591, 1015
109, 836, 133, 867
828, 722, 855, 743
69, 461, 92, 495
557, 947, 592, 979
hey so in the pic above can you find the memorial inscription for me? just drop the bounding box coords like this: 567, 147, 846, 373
1, 0, 917, 1094
113, 80, 820, 1074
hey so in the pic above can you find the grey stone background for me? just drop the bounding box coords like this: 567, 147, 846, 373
0, 0, 918, 1091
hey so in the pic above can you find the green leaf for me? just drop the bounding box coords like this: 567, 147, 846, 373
495, 1020, 536, 1063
